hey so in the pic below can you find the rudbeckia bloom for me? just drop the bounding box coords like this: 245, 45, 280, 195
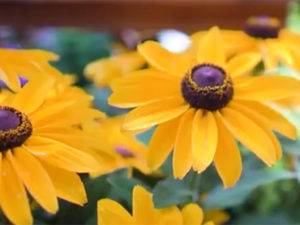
85, 52, 146, 87
84, 29, 151, 87
109, 27, 299, 187
0, 78, 106, 225
0, 48, 61, 91
192, 16, 300, 72
83, 116, 151, 178
98, 185, 214, 225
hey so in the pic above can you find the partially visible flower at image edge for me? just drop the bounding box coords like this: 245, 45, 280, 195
98, 185, 215, 225
0, 76, 108, 225
0, 48, 62, 91
109, 26, 300, 188
191, 16, 300, 73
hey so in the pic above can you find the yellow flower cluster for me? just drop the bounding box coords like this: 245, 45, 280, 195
1, 15, 300, 225
85, 15, 300, 224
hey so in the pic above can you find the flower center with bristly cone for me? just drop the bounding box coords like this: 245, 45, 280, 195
245, 16, 280, 39
0, 106, 32, 151
181, 64, 233, 111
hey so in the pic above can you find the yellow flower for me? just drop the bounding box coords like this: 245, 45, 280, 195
0, 79, 107, 225
0, 48, 61, 91
192, 16, 300, 73
204, 209, 230, 225
83, 116, 151, 178
109, 26, 299, 187
98, 185, 213, 225
84, 51, 145, 87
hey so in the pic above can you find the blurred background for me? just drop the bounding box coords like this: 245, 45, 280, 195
1, 0, 300, 225
0, 0, 295, 86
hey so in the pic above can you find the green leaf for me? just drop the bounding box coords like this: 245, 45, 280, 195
204, 169, 297, 208
281, 136, 300, 156
231, 213, 294, 225
153, 175, 198, 209
86, 86, 129, 116
107, 170, 147, 205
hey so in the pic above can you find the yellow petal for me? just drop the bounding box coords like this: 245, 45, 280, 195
29, 136, 100, 172
173, 109, 194, 179
147, 117, 181, 170
192, 110, 218, 173
111, 51, 146, 73
124, 97, 188, 130
181, 203, 204, 225
220, 107, 277, 165
214, 112, 242, 188
8, 148, 58, 214
230, 102, 282, 161
21, 49, 59, 61
12, 76, 54, 114
285, 40, 300, 74
34, 126, 109, 154
204, 209, 230, 225
137, 41, 192, 76
157, 207, 182, 225
85, 58, 122, 86
0, 65, 21, 92
0, 155, 32, 225
197, 26, 225, 67
234, 99, 297, 140
260, 40, 279, 70
111, 68, 180, 88
85, 52, 145, 87
41, 162, 87, 206
109, 69, 181, 108
234, 76, 300, 101
280, 29, 300, 46
132, 185, 156, 225
226, 52, 261, 77
221, 30, 255, 57
97, 199, 133, 225
203, 221, 215, 225
267, 40, 293, 66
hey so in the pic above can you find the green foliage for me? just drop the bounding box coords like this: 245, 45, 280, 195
204, 169, 297, 209
107, 170, 148, 205
152, 173, 199, 208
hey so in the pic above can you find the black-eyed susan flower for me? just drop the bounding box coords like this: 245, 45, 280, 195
0, 78, 107, 225
85, 52, 146, 87
84, 29, 149, 87
85, 29, 190, 88
98, 185, 213, 225
109, 27, 300, 188
193, 16, 300, 73
0, 48, 61, 91
82, 116, 151, 178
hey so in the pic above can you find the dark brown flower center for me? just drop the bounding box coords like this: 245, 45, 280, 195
0, 106, 32, 151
245, 16, 280, 39
181, 64, 233, 111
